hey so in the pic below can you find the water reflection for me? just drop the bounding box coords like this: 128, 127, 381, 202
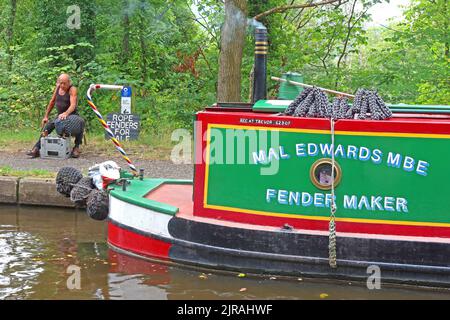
0, 205, 450, 300
0, 205, 108, 300
0, 229, 44, 299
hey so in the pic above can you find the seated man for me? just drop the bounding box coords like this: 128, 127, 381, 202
27, 73, 84, 158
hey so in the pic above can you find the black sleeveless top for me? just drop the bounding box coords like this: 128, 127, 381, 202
55, 85, 77, 115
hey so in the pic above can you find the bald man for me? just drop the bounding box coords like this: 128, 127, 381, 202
27, 74, 83, 158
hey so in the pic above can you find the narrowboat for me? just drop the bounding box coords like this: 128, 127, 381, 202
105, 27, 450, 288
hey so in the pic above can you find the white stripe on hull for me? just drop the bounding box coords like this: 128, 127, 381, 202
109, 196, 172, 239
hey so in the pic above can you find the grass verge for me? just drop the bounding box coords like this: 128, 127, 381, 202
0, 166, 56, 178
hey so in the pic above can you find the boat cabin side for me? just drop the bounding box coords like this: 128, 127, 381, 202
192, 104, 450, 239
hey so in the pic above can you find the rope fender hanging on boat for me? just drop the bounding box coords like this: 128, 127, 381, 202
70, 177, 95, 207
56, 166, 110, 221
56, 167, 83, 197
86, 189, 109, 221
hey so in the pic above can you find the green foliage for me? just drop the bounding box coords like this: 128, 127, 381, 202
0, 0, 448, 137
343, 0, 449, 104
0, 0, 216, 133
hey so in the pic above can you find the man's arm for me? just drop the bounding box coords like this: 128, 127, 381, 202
59, 87, 78, 120
42, 86, 58, 127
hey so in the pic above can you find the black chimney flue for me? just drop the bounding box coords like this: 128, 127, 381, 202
252, 26, 268, 103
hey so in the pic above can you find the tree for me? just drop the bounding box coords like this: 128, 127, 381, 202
36, 0, 96, 67
122, 0, 131, 68
343, 0, 449, 104
0, 0, 448, 132
217, 0, 248, 102
217, 0, 346, 102
5, 0, 17, 72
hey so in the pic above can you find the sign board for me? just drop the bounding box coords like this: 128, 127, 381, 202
202, 124, 448, 225
121, 86, 132, 114
106, 113, 140, 141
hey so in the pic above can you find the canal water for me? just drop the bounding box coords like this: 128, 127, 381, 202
1, 205, 450, 300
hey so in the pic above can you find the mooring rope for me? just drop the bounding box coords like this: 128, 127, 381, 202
86, 84, 138, 176
329, 116, 337, 268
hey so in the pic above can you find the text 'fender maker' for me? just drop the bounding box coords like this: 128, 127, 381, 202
104, 26, 450, 287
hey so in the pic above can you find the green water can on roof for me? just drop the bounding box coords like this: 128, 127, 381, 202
278, 72, 304, 100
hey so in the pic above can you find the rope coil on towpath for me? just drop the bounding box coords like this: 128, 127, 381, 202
86, 84, 138, 176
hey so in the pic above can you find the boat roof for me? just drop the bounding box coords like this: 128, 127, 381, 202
205, 100, 450, 122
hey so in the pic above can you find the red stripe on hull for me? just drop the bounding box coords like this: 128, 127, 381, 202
198, 207, 450, 238
108, 222, 171, 260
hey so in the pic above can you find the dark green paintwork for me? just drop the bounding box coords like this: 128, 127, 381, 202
253, 100, 450, 113
278, 73, 304, 100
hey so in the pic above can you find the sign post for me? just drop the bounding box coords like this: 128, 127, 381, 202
105, 86, 140, 141
121, 86, 132, 114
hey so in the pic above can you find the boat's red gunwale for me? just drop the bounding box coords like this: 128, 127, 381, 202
196, 206, 450, 238
197, 110, 450, 135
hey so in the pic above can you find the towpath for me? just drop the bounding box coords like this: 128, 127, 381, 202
0, 151, 193, 180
